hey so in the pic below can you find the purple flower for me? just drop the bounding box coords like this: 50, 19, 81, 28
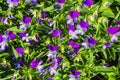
107, 26, 120, 42
54, 3, 63, 10
114, 19, 120, 24
57, 0, 65, 3
30, 59, 39, 68
68, 25, 75, 31
80, 20, 89, 28
103, 42, 111, 49
36, 18, 43, 25
48, 20, 54, 27
69, 68, 81, 80
32, 0, 37, 5
23, 16, 31, 24
66, 10, 79, 26
19, 32, 26, 38
107, 27, 120, 35
104, 63, 110, 67
68, 40, 74, 47
41, 12, 48, 18
15, 48, 24, 57
47, 45, 58, 58
82, 37, 96, 49
0, 41, 8, 52
52, 29, 62, 38
85, 0, 93, 7
69, 11, 80, 18
69, 30, 78, 40
7, 0, 19, 8
0, 34, 3, 43
1, 17, 8, 24
48, 78, 53, 80
5, 30, 16, 41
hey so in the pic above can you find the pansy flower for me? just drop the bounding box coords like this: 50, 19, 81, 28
107, 26, 120, 42
19, 16, 31, 30
30, 59, 39, 68
82, 37, 96, 49
48, 78, 53, 80
5, 30, 16, 41
36, 60, 45, 72
69, 68, 81, 80
103, 42, 111, 49
7, 0, 19, 8
52, 29, 62, 38
15, 47, 24, 57
32, 0, 38, 5
54, 0, 65, 10
0, 36, 8, 52
48, 20, 54, 27
83, 0, 93, 7
1, 17, 8, 24
66, 10, 80, 26
49, 57, 62, 75
47, 45, 58, 58
75, 20, 89, 35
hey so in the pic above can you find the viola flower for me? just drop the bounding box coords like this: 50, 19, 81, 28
107, 26, 120, 42
82, 37, 96, 49
103, 42, 111, 49
14, 62, 21, 69
0, 41, 8, 52
15, 47, 24, 57
48, 20, 54, 27
84, 0, 93, 7
5, 30, 16, 41
1, 17, 8, 24
7, 0, 19, 8
66, 10, 80, 26
41, 12, 48, 18
57, 0, 65, 3
36, 18, 43, 25
68, 40, 74, 47
75, 20, 89, 35
114, 19, 120, 24
54, 3, 63, 10
52, 29, 62, 38
104, 63, 110, 67
0, 34, 3, 43
68, 25, 75, 31
47, 45, 58, 58
36, 60, 45, 72
19, 32, 31, 42
19, 16, 31, 30
48, 78, 53, 80
30, 59, 39, 68
69, 30, 78, 40
32, 0, 37, 5
69, 68, 81, 80
49, 57, 62, 75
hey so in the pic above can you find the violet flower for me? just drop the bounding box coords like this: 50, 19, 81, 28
32, 0, 37, 5
36, 60, 45, 72
84, 0, 93, 7
48, 78, 53, 80
57, 0, 65, 3
1, 17, 8, 24
66, 10, 80, 26
52, 29, 62, 38
69, 68, 81, 80
7, 0, 19, 8
54, 3, 63, 10
15, 47, 24, 57
36, 18, 43, 25
41, 12, 48, 18
48, 20, 54, 27
30, 59, 39, 68
69, 30, 78, 40
5, 30, 16, 41
49, 57, 62, 75
75, 20, 89, 35
103, 42, 111, 49
82, 37, 96, 49
107, 26, 120, 42
19, 16, 31, 30
47, 45, 58, 58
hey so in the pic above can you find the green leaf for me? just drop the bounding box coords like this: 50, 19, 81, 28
99, 8, 115, 18
8, 27, 25, 33
92, 66, 115, 72
0, 52, 9, 58
43, 5, 54, 12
